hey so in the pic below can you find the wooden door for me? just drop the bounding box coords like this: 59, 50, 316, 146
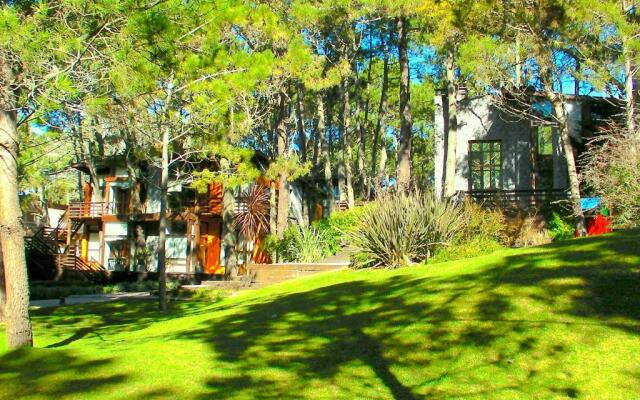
199, 219, 223, 274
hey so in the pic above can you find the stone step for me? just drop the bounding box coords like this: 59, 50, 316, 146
247, 263, 348, 272
247, 262, 347, 285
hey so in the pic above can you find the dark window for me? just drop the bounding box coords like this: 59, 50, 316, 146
469, 141, 502, 191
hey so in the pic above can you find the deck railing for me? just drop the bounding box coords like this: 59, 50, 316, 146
467, 189, 570, 208
68, 202, 106, 219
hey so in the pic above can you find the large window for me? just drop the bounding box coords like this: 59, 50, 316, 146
469, 141, 502, 191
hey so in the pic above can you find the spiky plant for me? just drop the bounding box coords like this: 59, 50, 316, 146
282, 226, 328, 263
233, 184, 270, 262
349, 192, 466, 269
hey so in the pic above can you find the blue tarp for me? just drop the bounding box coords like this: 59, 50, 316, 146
580, 197, 601, 211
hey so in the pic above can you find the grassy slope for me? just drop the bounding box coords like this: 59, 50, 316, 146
1, 231, 639, 400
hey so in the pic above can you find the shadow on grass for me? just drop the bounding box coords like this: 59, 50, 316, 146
175, 231, 640, 399
36, 299, 217, 348
0, 348, 125, 398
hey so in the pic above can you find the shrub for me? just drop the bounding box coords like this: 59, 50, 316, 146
430, 200, 507, 263
458, 199, 506, 243
547, 211, 574, 241
581, 134, 640, 227
349, 192, 465, 269
503, 213, 552, 248
313, 206, 370, 255
280, 225, 329, 263
29, 285, 101, 300
176, 288, 229, 301
102, 280, 181, 294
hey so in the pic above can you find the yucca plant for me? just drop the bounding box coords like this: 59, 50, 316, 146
349, 192, 466, 269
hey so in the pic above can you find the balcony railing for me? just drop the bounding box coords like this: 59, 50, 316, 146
68, 202, 106, 219
467, 189, 570, 208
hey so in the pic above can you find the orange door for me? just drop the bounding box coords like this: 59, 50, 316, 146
200, 219, 223, 274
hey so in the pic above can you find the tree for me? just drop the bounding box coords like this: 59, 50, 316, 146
1, 0, 122, 348
396, 16, 413, 191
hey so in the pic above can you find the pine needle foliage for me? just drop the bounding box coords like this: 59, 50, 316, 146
349, 192, 465, 269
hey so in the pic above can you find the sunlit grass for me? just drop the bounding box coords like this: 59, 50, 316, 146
1, 230, 639, 399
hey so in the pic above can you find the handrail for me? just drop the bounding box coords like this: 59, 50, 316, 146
466, 189, 570, 208
68, 202, 105, 219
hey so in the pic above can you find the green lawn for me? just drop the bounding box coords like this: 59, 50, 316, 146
1, 230, 639, 399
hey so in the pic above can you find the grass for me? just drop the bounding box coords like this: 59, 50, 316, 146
1, 230, 640, 399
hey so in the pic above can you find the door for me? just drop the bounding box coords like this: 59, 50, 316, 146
199, 218, 223, 274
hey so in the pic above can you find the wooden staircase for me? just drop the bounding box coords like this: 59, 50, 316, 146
25, 206, 107, 281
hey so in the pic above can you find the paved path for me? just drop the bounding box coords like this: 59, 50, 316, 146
30, 292, 154, 308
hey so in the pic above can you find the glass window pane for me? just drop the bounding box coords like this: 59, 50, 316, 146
469, 141, 502, 191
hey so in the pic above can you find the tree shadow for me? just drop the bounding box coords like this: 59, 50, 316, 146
0, 348, 125, 398
171, 231, 640, 399
35, 299, 220, 348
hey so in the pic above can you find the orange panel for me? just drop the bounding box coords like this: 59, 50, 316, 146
200, 219, 224, 274
208, 183, 223, 215
81, 238, 88, 261
252, 236, 272, 264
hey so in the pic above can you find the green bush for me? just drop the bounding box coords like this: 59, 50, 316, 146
29, 285, 101, 300
547, 211, 575, 241
430, 200, 508, 263
102, 280, 181, 294
349, 192, 466, 269
312, 206, 370, 255
177, 288, 229, 301
280, 225, 329, 263
458, 199, 506, 243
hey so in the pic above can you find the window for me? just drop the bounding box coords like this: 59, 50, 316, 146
536, 125, 554, 189
469, 141, 502, 191
537, 125, 554, 156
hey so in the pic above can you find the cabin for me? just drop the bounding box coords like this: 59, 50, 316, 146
433, 91, 621, 207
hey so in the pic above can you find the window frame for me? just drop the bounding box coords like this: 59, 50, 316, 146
468, 140, 503, 192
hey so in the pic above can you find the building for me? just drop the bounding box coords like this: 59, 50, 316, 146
24, 154, 342, 280
433, 91, 620, 206
26, 156, 273, 279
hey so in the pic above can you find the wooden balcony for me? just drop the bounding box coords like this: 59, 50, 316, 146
68, 202, 106, 219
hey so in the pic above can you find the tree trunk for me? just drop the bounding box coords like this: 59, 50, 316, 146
295, 83, 307, 163
515, 34, 522, 88
317, 94, 335, 215
222, 187, 238, 280
624, 42, 637, 137
371, 54, 389, 191
134, 225, 147, 272
276, 92, 289, 238
551, 95, 587, 236
0, 108, 33, 348
377, 134, 388, 190
269, 180, 277, 260
340, 79, 355, 208
396, 16, 413, 191
0, 244, 4, 322
443, 49, 458, 198
157, 80, 174, 312
356, 92, 367, 198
